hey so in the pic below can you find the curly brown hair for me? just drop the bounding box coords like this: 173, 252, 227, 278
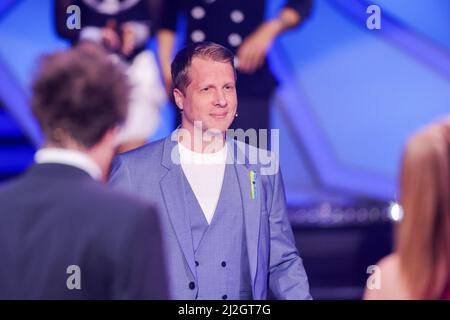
31, 42, 129, 148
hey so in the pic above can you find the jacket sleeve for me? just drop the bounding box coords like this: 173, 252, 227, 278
285, 0, 314, 21
141, 0, 164, 35
158, 0, 180, 32
268, 167, 312, 300
109, 155, 133, 193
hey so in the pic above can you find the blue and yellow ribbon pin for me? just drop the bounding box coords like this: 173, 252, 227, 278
250, 170, 257, 200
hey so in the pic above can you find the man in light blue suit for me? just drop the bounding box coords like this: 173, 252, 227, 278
109, 42, 311, 300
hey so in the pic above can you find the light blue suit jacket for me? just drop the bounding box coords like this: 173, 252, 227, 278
109, 134, 311, 300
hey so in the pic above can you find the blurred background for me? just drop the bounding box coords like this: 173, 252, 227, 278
0, 0, 449, 299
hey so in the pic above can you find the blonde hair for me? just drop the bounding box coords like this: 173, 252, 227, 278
171, 42, 236, 94
396, 120, 450, 299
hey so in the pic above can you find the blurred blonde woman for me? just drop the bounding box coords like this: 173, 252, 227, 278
364, 120, 450, 300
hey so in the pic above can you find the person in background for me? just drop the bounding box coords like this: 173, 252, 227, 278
364, 119, 450, 300
55, 0, 166, 152
0, 43, 167, 299
158, 0, 313, 142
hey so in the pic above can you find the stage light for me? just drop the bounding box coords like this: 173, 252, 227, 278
388, 202, 403, 222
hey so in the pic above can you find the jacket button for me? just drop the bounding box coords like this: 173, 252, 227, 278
222, 295, 228, 300
221, 261, 227, 267
195, 261, 199, 267
189, 282, 196, 290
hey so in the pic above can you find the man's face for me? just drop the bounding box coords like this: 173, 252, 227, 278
174, 57, 237, 134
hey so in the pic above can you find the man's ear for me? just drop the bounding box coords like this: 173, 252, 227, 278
173, 88, 184, 111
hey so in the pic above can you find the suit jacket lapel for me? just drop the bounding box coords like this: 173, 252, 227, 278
159, 135, 196, 278
231, 140, 261, 289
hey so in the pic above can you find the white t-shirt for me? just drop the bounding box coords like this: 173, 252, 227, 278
178, 142, 228, 225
